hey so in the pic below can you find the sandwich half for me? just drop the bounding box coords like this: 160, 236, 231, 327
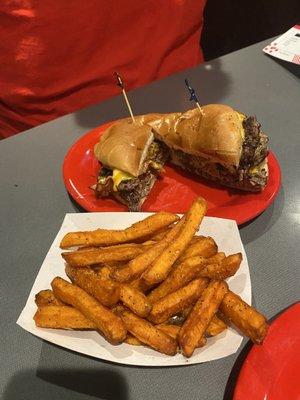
93, 120, 169, 211
140, 104, 269, 192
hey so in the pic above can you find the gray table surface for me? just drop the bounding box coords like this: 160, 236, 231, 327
1, 37, 299, 400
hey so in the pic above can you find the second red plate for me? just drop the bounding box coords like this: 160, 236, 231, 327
63, 122, 281, 224
234, 303, 300, 400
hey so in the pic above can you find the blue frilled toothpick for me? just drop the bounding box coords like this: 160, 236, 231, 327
115, 72, 136, 123
184, 79, 205, 116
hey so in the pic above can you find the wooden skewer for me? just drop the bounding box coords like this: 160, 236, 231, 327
115, 72, 136, 123
195, 102, 204, 115
184, 79, 205, 116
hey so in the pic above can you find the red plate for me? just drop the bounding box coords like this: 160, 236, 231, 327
63, 122, 281, 224
234, 303, 300, 400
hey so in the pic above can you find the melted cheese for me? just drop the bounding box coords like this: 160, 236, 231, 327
112, 169, 133, 191
249, 160, 266, 175
236, 112, 246, 139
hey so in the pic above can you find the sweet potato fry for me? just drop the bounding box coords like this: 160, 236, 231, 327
156, 324, 181, 340
156, 324, 206, 348
60, 212, 179, 248
142, 197, 207, 287
147, 257, 208, 303
219, 291, 268, 344
62, 243, 152, 267
205, 315, 227, 337
147, 253, 226, 303
197, 337, 207, 347
148, 278, 208, 324
51, 277, 126, 344
166, 307, 226, 337
179, 280, 228, 357
148, 226, 172, 242
97, 265, 114, 280
206, 252, 226, 265
112, 219, 185, 283
111, 303, 126, 315
199, 253, 242, 280
129, 277, 148, 293
124, 334, 142, 346
34, 305, 96, 329
178, 236, 218, 261
35, 289, 65, 307
65, 264, 120, 307
120, 309, 177, 355
119, 284, 152, 318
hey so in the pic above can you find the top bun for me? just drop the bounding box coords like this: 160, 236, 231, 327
142, 105, 244, 167
94, 104, 245, 174
118, 105, 244, 167
94, 120, 154, 176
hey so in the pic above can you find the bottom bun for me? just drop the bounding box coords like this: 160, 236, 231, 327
169, 148, 268, 192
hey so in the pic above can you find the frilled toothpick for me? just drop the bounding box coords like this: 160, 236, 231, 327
115, 72, 136, 123
184, 79, 205, 116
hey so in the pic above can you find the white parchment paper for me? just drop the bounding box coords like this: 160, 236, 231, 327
17, 213, 251, 366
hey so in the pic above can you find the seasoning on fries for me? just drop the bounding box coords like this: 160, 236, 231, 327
112, 218, 185, 283
219, 290, 269, 344
62, 242, 152, 267
205, 315, 227, 337
142, 197, 207, 287
199, 253, 242, 280
34, 305, 96, 330
148, 278, 208, 324
119, 284, 152, 318
179, 280, 229, 357
178, 236, 218, 261
120, 309, 177, 356
124, 334, 143, 346
147, 257, 208, 303
35, 289, 64, 307
60, 212, 179, 248
51, 277, 127, 344
65, 264, 120, 307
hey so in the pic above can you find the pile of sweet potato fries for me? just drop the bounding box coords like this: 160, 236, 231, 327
34, 197, 268, 358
